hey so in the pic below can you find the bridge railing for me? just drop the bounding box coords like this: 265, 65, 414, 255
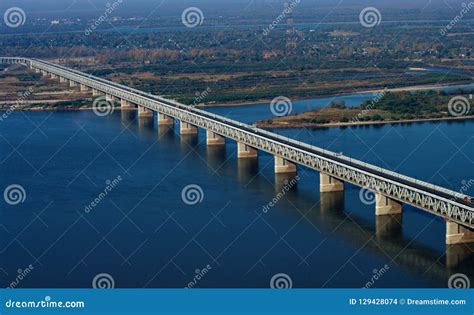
28, 60, 474, 201
28, 59, 473, 202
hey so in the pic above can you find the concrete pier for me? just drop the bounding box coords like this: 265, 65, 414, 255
274, 156, 297, 174
59, 76, 67, 83
446, 220, 474, 245
237, 142, 258, 158
138, 105, 153, 117
92, 89, 100, 96
180, 121, 198, 135
121, 99, 135, 110
69, 80, 77, 87
375, 194, 402, 216
106, 94, 114, 102
80, 84, 89, 92
158, 113, 174, 125
320, 173, 344, 193
50, 73, 57, 79
206, 130, 225, 146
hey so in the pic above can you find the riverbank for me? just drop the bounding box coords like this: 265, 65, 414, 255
256, 115, 474, 129
256, 88, 474, 129
197, 81, 474, 107
1, 81, 472, 112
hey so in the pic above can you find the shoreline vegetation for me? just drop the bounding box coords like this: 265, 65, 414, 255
256, 89, 474, 129
257, 115, 474, 129
195, 81, 474, 107
2, 83, 474, 129
1, 81, 473, 110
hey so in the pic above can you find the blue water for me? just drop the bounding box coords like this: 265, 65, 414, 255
207, 84, 474, 124
0, 96, 473, 288
208, 93, 376, 124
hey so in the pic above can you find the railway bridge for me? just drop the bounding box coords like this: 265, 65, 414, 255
2, 57, 473, 245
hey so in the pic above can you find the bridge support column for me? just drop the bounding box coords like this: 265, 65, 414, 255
92, 89, 101, 96
446, 220, 474, 245
375, 194, 402, 216
274, 156, 296, 174
69, 80, 77, 87
35, 68, 40, 73
80, 84, 89, 92
158, 113, 174, 125
138, 105, 153, 117
206, 130, 225, 146
50, 73, 57, 79
121, 99, 135, 110
59, 76, 67, 83
105, 94, 114, 102
180, 121, 198, 135
320, 173, 344, 193
237, 142, 258, 158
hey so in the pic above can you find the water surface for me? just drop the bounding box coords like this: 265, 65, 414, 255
0, 97, 473, 288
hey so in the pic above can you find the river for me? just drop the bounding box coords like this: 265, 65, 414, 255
0, 91, 472, 288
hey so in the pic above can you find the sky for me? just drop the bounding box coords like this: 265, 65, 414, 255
0, 0, 468, 11
0, 0, 470, 21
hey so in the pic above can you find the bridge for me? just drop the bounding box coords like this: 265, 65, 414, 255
2, 56, 474, 245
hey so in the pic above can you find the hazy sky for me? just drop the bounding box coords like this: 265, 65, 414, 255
0, 0, 469, 20
0, 0, 467, 10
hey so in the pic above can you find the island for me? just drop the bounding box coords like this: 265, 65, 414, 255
256, 90, 474, 128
